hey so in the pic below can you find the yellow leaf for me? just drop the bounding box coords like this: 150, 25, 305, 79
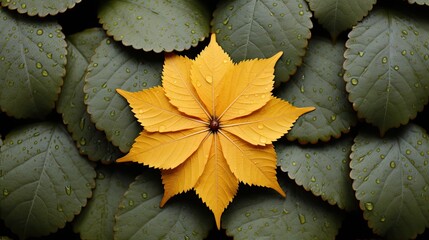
190, 34, 234, 117
194, 134, 238, 229
222, 97, 315, 146
116, 33, 314, 229
117, 128, 208, 169
219, 132, 285, 197
117, 87, 206, 132
217, 52, 283, 121
162, 54, 210, 121
160, 134, 213, 206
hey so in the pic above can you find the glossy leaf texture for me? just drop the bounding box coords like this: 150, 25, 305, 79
307, 0, 376, 40
408, 0, 429, 5
0, 0, 82, 17
83, 38, 162, 152
277, 136, 357, 211
277, 36, 356, 144
0, 8, 66, 119
222, 175, 343, 239
0, 122, 96, 239
73, 166, 139, 240
350, 124, 429, 240
114, 171, 214, 240
98, 0, 210, 52
57, 28, 122, 164
344, 7, 429, 136
212, 0, 312, 86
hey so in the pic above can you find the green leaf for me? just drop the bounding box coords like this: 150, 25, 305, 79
84, 38, 162, 153
212, 0, 312, 86
277, 136, 357, 211
98, 0, 210, 52
0, 122, 96, 239
114, 170, 214, 240
57, 28, 122, 163
0, 0, 82, 17
306, 0, 376, 40
222, 175, 343, 239
276, 36, 357, 143
73, 165, 140, 240
408, 0, 429, 6
350, 124, 429, 240
0, 8, 66, 119
344, 8, 429, 136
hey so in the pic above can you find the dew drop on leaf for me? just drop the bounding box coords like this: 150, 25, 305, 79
390, 161, 396, 168
364, 202, 374, 211
298, 214, 306, 224
65, 185, 72, 195
3, 188, 9, 197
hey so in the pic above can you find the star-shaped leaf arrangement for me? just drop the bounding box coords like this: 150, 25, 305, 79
116, 34, 314, 228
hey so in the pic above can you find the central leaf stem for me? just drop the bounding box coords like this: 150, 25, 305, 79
209, 117, 220, 133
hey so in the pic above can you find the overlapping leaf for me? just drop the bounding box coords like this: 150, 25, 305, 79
0, 8, 66, 118
0, 0, 82, 17
84, 38, 162, 152
277, 136, 357, 211
277, 36, 357, 143
212, 0, 312, 86
408, 0, 429, 6
222, 175, 344, 239
114, 171, 213, 240
307, 0, 376, 40
344, 8, 429, 135
57, 28, 122, 163
73, 166, 139, 240
98, 0, 210, 52
350, 124, 429, 240
0, 122, 96, 239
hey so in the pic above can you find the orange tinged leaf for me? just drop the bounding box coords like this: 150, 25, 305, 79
117, 128, 208, 169
217, 52, 283, 121
222, 97, 315, 146
116, 33, 315, 229
219, 132, 285, 197
162, 54, 210, 121
160, 134, 213, 206
194, 134, 238, 229
117, 87, 206, 132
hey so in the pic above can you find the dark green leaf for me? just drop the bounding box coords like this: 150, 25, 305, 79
114, 171, 214, 240
83, 38, 162, 153
0, 0, 82, 17
212, 0, 312, 86
0, 8, 66, 118
350, 124, 429, 240
344, 8, 429, 135
0, 122, 96, 239
307, 0, 376, 40
223, 175, 343, 239
277, 36, 357, 143
73, 166, 139, 240
408, 0, 429, 6
98, 0, 210, 52
57, 28, 122, 163
277, 136, 357, 211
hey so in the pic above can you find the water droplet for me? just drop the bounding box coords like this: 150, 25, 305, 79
298, 10, 304, 16
310, 176, 316, 182
42, 70, 49, 77
364, 202, 374, 211
80, 138, 87, 146
36, 62, 42, 69
21, 3, 26, 8
381, 57, 388, 64
300, 85, 305, 93
237, 227, 242, 232
393, 65, 399, 71
390, 161, 396, 168
257, 124, 264, 129
358, 51, 365, 57
402, 30, 408, 35
298, 214, 306, 224
141, 192, 148, 199
55, 145, 59, 150
110, 110, 116, 117
375, 178, 381, 184
424, 55, 429, 61
380, 154, 385, 159
57, 205, 63, 212
36, 29, 43, 35
65, 185, 72, 195
79, 118, 85, 130
407, 175, 413, 180
406, 149, 411, 155
312, 116, 317, 121
92, 63, 98, 67
128, 200, 134, 206
3, 189, 9, 196
46, 53, 52, 59
223, 18, 229, 25
136, 16, 142, 20
245, 212, 251, 217
380, 217, 386, 222
205, 76, 213, 83
351, 78, 358, 85
259, 136, 267, 144
158, 125, 166, 132
401, 50, 407, 56
330, 115, 336, 121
